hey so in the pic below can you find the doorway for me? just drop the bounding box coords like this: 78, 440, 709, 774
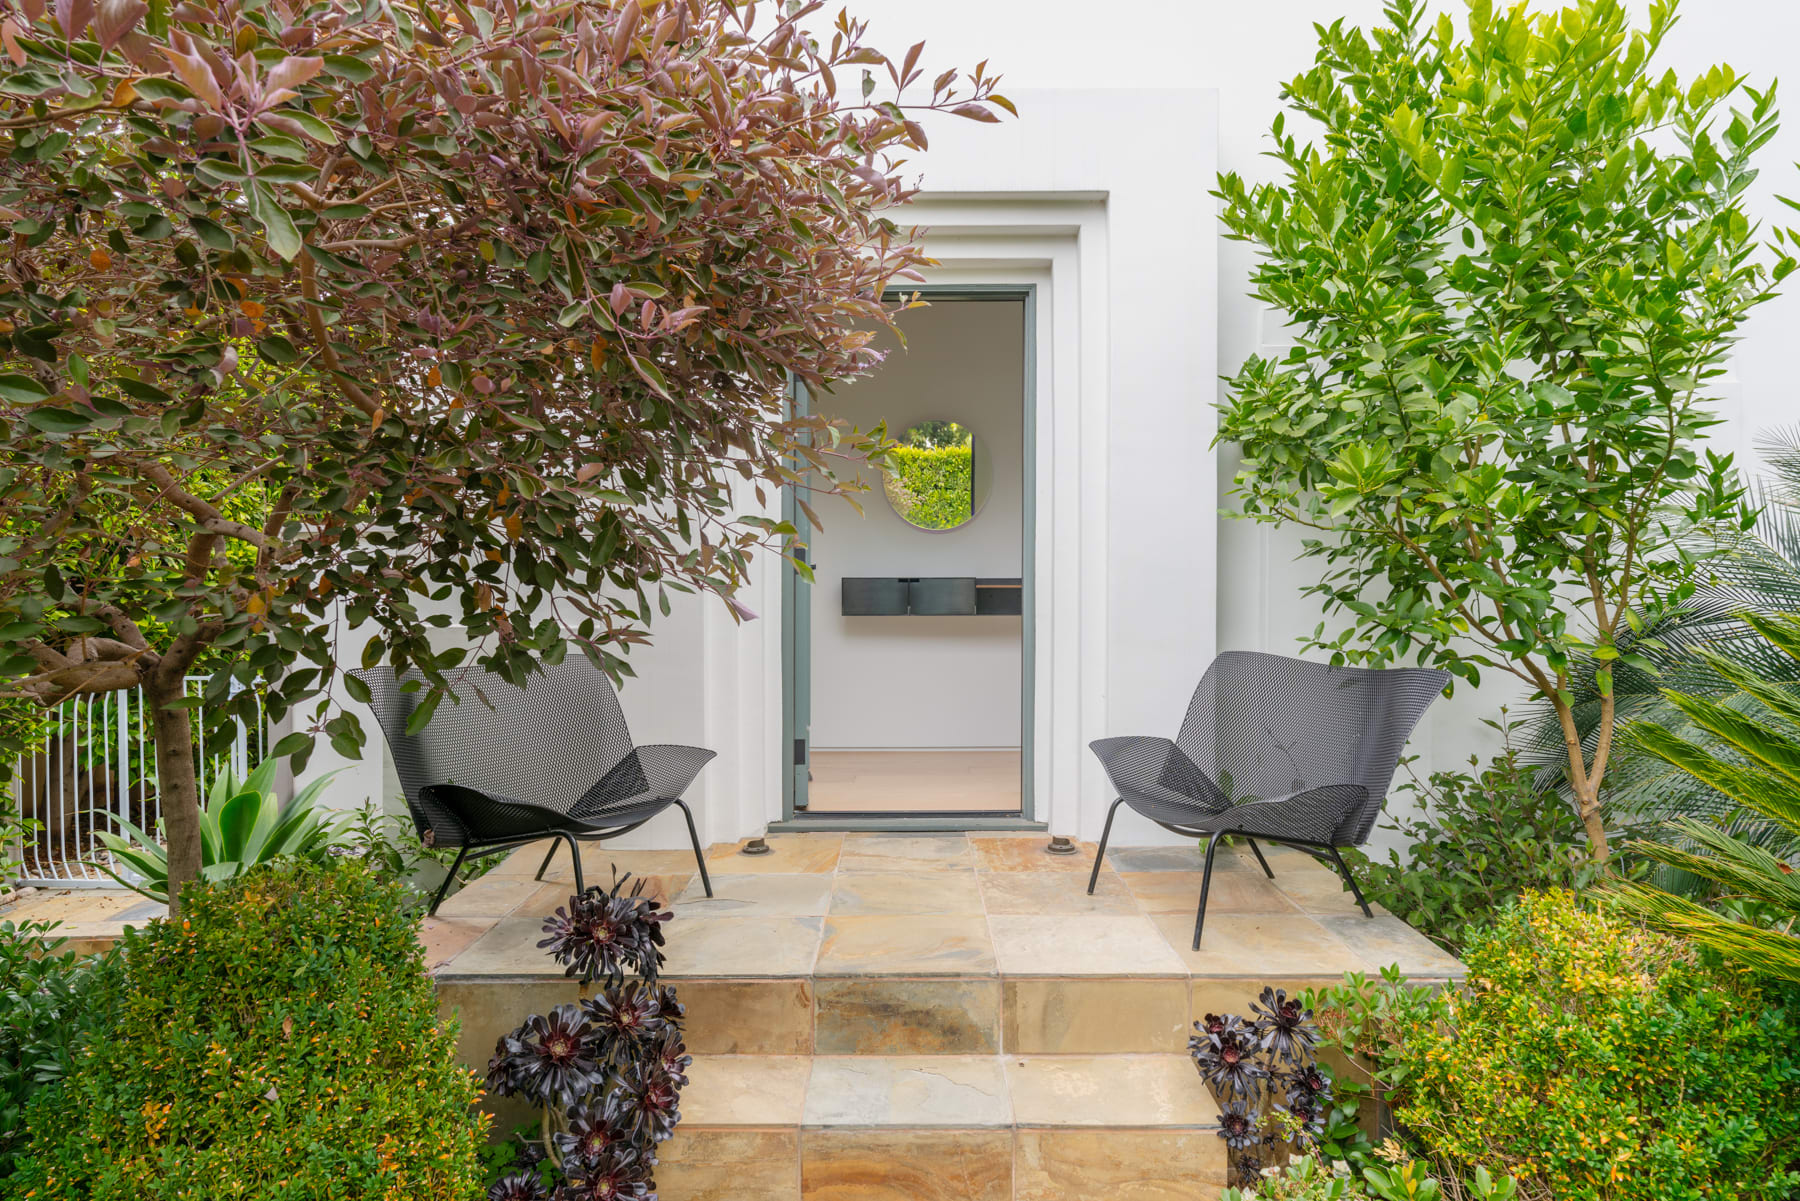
782, 289, 1035, 825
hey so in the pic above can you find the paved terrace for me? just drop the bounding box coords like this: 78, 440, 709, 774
6, 832, 1461, 1199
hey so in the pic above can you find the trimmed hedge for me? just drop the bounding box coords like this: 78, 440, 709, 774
884, 443, 973, 528
10, 860, 487, 1200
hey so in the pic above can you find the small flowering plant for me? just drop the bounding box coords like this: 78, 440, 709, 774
1191, 986, 1333, 1185
485, 872, 687, 1200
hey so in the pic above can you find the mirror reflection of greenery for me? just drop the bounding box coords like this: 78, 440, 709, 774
883, 422, 975, 529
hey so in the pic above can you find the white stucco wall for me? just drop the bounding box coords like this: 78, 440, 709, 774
306, 1, 1800, 855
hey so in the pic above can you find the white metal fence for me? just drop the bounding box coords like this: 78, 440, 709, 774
10, 677, 265, 887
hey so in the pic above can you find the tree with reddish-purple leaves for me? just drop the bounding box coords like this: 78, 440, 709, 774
0, 0, 1006, 910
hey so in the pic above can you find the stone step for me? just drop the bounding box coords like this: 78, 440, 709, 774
438, 968, 1373, 1063
654, 1053, 1226, 1201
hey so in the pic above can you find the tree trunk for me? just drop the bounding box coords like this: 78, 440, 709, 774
1576, 782, 1612, 864
1553, 694, 1614, 864
145, 676, 203, 915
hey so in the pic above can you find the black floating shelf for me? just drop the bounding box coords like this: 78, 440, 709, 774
908, 577, 976, 616
975, 578, 1024, 616
841, 577, 909, 616
840, 577, 1022, 617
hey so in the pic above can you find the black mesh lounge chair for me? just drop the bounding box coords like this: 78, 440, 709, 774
354, 659, 715, 915
1088, 651, 1447, 949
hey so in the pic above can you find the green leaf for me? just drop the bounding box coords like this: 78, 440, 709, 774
189, 216, 234, 250
24, 407, 93, 433
342, 671, 372, 704
249, 134, 309, 162
323, 54, 374, 83
214, 790, 264, 858
256, 334, 300, 364
403, 688, 443, 735
250, 181, 303, 261
115, 377, 173, 404
131, 77, 194, 102
268, 731, 312, 759
282, 110, 340, 145
0, 374, 50, 403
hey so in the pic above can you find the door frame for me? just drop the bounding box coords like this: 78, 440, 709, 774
775, 284, 1043, 832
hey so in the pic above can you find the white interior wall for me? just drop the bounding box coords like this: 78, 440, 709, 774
808, 302, 1026, 752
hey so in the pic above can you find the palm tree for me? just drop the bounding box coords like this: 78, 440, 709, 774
1525, 429, 1800, 854
1607, 611, 1800, 982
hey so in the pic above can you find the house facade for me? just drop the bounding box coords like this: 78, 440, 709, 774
316, 0, 1800, 855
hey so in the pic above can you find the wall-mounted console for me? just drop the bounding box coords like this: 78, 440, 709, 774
841, 577, 1023, 617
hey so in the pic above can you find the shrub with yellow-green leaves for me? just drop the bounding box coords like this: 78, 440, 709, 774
1388, 890, 1800, 1200
9, 860, 487, 1200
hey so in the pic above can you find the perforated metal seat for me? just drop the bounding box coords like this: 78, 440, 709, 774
1088, 651, 1446, 948
353, 659, 715, 914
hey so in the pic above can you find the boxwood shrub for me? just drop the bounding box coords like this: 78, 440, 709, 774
1380, 891, 1800, 1199
9, 860, 488, 1200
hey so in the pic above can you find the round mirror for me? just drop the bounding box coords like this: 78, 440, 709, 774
881, 420, 990, 531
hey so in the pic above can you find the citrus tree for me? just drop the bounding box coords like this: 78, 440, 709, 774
0, 0, 1006, 908
1215, 0, 1790, 860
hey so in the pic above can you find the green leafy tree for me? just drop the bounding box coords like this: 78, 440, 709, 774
1214, 0, 1790, 861
1609, 610, 1800, 981
0, 0, 1005, 909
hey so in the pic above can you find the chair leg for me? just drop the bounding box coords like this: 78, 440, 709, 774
429, 846, 468, 916
1088, 798, 1124, 895
533, 840, 559, 882
1193, 830, 1227, 951
675, 799, 713, 898
1245, 839, 1275, 879
563, 833, 586, 896
1327, 845, 1372, 918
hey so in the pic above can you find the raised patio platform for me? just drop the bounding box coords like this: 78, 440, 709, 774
432, 831, 1462, 1201
4, 831, 1460, 1199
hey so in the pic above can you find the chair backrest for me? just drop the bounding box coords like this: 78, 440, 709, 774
1173, 651, 1448, 845
353, 657, 637, 828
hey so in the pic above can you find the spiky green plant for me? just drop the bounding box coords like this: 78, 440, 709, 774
1608, 610, 1800, 982
1525, 429, 1800, 857
95, 758, 343, 904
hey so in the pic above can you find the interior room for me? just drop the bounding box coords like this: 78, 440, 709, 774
798, 297, 1028, 815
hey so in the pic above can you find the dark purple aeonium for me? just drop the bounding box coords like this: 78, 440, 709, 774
539, 872, 671, 988
553, 1100, 632, 1169
487, 1004, 602, 1109
1189, 1015, 1267, 1103
1249, 985, 1319, 1062
582, 979, 669, 1064
1281, 1062, 1333, 1147
612, 1060, 684, 1145
488, 1170, 551, 1201
1216, 1099, 1263, 1150
651, 1027, 692, 1089
556, 1141, 654, 1201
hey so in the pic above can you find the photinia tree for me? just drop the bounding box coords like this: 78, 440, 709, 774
0, 0, 1007, 909
1215, 0, 1790, 861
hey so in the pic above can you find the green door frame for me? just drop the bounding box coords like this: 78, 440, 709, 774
775, 284, 1043, 833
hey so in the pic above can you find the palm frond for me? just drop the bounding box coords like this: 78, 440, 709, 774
1597, 612, 1800, 981
1610, 883, 1800, 984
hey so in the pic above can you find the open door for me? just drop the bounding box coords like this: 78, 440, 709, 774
782, 379, 812, 815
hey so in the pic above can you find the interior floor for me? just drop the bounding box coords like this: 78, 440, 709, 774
804, 749, 1021, 813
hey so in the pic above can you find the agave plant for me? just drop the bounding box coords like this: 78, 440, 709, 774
95, 757, 344, 903
1606, 611, 1800, 983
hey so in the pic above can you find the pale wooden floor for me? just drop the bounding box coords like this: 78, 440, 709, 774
804, 749, 1022, 813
